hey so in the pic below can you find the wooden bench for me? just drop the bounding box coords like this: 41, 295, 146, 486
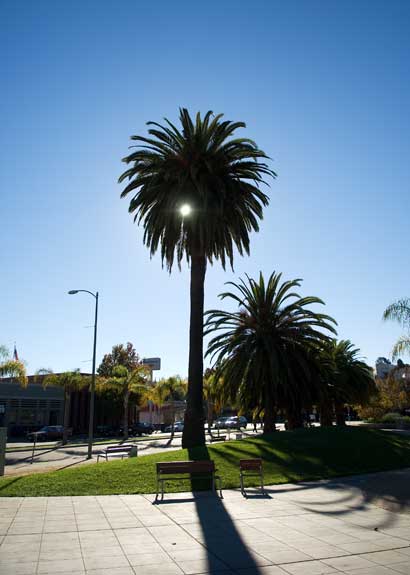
155, 460, 222, 500
239, 458, 265, 496
97, 443, 136, 462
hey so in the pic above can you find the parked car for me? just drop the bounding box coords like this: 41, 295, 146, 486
27, 425, 71, 441
96, 425, 117, 437
225, 416, 248, 430
165, 421, 184, 432
213, 416, 230, 429
130, 422, 154, 436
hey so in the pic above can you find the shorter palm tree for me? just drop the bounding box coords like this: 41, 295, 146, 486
203, 370, 224, 434
0, 345, 27, 387
205, 272, 337, 432
318, 340, 375, 426
99, 364, 150, 440
40, 370, 88, 444
383, 299, 410, 359
151, 376, 186, 443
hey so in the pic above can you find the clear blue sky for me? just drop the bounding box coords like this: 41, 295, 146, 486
1, 0, 409, 378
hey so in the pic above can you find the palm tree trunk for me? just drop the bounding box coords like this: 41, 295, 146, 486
335, 401, 346, 426
170, 401, 175, 442
263, 385, 276, 433
320, 401, 333, 427
286, 406, 304, 430
182, 251, 206, 448
123, 389, 129, 441
207, 400, 213, 434
62, 387, 71, 445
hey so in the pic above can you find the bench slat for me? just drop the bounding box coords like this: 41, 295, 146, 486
240, 458, 263, 471
157, 461, 215, 474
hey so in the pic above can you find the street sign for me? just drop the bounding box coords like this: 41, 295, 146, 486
143, 357, 161, 370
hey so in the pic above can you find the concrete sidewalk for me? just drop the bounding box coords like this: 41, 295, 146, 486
1, 470, 410, 575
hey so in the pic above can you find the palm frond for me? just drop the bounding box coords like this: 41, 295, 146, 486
391, 336, 410, 361
383, 298, 410, 327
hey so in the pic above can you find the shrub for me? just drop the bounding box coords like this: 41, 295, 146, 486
381, 413, 402, 424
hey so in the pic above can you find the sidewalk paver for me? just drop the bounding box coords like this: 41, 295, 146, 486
1, 471, 410, 574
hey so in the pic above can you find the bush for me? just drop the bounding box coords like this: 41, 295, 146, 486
380, 413, 410, 429
400, 416, 410, 428
381, 413, 402, 424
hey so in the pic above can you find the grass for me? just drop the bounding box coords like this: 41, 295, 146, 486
1, 427, 409, 497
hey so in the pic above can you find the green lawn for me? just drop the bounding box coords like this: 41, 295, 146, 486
1, 427, 409, 497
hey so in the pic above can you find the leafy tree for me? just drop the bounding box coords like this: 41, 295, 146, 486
358, 364, 410, 421
119, 109, 275, 447
317, 340, 375, 426
98, 364, 150, 440
40, 370, 88, 444
383, 299, 410, 359
98, 342, 140, 377
150, 376, 186, 443
205, 272, 337, 432
0, 346, 27, 387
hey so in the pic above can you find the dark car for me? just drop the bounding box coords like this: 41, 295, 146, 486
27, 425, 71, 442
130, 422, 154, 436
225, 416, 248, 430
96, 425, 117, 437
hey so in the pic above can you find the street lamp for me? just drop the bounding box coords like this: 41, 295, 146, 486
68, 289, 99, 459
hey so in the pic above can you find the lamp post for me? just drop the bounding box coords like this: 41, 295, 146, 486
68, 289, 99, 459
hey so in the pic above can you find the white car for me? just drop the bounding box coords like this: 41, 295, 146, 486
165, 421, 184, 432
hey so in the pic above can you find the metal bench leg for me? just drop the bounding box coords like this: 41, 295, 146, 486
261, 471, 265, 494
155, 477, 159, 501
217, 476, 223, 498
240, 472, 246, 497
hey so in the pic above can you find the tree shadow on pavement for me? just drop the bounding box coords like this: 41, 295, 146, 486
185, 445, 265, 574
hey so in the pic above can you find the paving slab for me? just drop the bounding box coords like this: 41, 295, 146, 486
1, 470, 410, 574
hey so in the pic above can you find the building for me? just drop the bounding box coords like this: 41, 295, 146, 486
375, 357, 410, 381
0, 375, 64, 435
0, 374, 147, 436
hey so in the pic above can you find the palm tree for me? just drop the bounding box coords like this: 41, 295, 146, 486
203, 370, 223, 434
119, 109, 275, 447
150, 376, 186, 443
100, 364, 149, 441
383, 299, 410, 359
0, 346, 27, 387
205, 272, 337, 432
318, 340, 375, 426
40, 370, 87, 445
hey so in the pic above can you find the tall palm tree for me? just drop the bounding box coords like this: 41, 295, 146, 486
40, 370, 87, 445
205, 272, 337, 432
100, 364, 150, 441
151, 376, 186, 443
0, 346, 27, 387
318, 340, 375, 426
119, 108, 275, 447
383, 299, 410, 359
